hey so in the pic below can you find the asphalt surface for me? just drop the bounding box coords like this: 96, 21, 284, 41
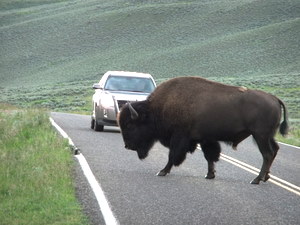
50, 112, 300, 225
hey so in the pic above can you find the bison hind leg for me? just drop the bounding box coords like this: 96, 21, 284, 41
200, 140, 221, 162
200, 140, 221, 179
250, 135, 278, 184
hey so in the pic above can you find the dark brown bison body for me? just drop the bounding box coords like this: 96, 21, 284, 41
118, 76, 288, 184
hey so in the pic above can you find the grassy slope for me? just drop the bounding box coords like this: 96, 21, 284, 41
0, 106, 88, 225
0, 0, 299, 143
0, 0, 299, 87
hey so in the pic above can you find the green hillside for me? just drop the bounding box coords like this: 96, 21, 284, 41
1, 0, 299, 85
0, 0, 299, 125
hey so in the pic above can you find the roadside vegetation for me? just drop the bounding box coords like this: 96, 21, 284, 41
0, 105, 89, 225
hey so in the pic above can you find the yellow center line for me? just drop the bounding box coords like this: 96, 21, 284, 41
220, 153, 300, 196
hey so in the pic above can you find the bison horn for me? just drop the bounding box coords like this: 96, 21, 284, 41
128, 102, 139, 120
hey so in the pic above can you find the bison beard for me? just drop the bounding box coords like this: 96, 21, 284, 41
136, 141, 154, 160
118, 76, 289, 185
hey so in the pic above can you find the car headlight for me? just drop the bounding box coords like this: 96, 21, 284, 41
101, 94, 115, 108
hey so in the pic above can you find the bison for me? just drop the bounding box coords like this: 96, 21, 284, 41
118, 76, 288, 184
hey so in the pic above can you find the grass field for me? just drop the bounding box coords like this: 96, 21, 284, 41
0, 105, 89, 225
0, 0, 299, 144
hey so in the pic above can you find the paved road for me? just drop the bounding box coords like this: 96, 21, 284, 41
51, 112, 300, 225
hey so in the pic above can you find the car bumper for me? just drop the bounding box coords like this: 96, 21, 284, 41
96, 117, 118, 126
95, 106, 118, 126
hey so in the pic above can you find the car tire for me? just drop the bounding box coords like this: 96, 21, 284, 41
91, 117, 95, 129
94, 120, 104, 132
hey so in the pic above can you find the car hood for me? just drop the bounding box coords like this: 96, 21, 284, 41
107, 91, 150, 101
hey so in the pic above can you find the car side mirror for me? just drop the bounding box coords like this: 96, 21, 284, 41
92, 83, 102, 89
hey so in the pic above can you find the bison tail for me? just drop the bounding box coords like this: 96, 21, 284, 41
278, 99, 289, 136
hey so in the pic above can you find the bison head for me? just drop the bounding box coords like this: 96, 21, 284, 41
118, 100, 156, 160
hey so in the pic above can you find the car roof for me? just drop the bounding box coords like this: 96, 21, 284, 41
104, 71, 153, 79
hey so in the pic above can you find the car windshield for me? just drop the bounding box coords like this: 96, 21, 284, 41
104, 76, 155, 93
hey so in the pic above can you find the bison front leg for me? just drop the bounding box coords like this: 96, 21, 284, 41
200, 140, 221, 180
206, 161, 216, 179
157, 133, 191, 176
156, 151, 173, 176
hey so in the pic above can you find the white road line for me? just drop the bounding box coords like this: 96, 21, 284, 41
197, 144, 300, 195
50, 118, 75, 146
279, 141, 300, 150
75, 154, 119, 225
220, 153, 300, 196
221, 153, 300, 191
50, 117, 119, 225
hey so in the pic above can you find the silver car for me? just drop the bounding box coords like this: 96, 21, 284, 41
91, 71, 156, 131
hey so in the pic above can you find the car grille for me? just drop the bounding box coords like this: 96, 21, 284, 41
117, 100, 127, 110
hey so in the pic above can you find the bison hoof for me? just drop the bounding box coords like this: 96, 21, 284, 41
205, 173, 215, 179
264, 174, 270, 182
250, 177, 261, 184
156, 171, 168, 176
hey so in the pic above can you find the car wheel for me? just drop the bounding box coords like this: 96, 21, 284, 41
94, 120, 104, 132
91, 117, 95, 129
